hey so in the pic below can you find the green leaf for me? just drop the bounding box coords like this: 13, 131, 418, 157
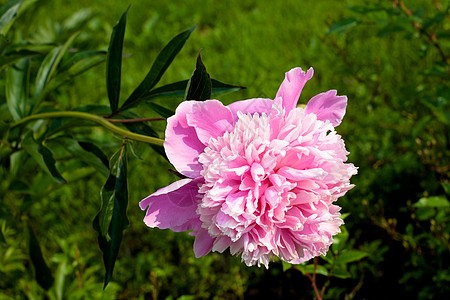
32, 32, 78, 112
442, 183, 450, 196
0, 221, 6, 244
59, 50, 106, 73
142, 79, 243, 103
210, 78, 245, 97
281, 261, 292, 272
46, 51, 106, 92
36, 143, 66, 184
78, 141, 110, 169
6, 57, 29, 120
106, 7, 129, 113
330, 266, 351, 279
332, 225, 349, 253
23, 136, 66, 184
0, 0, 23, 34
335, 250, 368, 264
413, 196, 450, 208
185, 51, 211, 101
295, 263, 328, 276
27, 222, 54, 290
415, 207, 435, 221
0, 43, 55, 69
51, 137, 109, 177
93, 145, 129, 288
146, 102, 175, 118
328, 18, 359, 34
119, 25, 196, 111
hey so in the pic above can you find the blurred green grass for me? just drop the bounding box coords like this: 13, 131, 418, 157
1, 0, 449, 299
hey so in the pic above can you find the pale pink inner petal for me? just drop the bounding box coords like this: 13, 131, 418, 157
274, 67, 314, 114
226, 98, 274, 121
197, 102, 356, 267
305, 90, 348, 127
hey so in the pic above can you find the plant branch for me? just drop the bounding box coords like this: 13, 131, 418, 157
11, 111, 164, 146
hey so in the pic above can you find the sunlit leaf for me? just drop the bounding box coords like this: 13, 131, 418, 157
32, 32, 78, 111
27, 222, 54, 290
6, 57, 29, 120
36, 143, 66, 184
330, 266, 351, 279
106, 7, 129, 113
413, 196, 450, 208
51, 137, 109, 177
78, 141, 110, 169
45, 51, 106, 93
0, 0, 23, 34
143, 78, 244, 102
119, 25, 196, 111
185, 51, 211, 101
0, 221, 6, 244
335, 250, 368, 264
145, 102, 175, 118
93, 145, 129, 288
332, 225, 349, 253
0, 42, 55, 69
295, 263, 328, 276
328, 18, 359, 34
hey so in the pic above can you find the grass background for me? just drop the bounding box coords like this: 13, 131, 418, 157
1, 0, 449, 299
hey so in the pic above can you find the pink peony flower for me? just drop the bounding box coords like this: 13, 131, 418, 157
140, 67, 357, 267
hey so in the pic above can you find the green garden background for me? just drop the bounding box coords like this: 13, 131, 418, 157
1, 0, 449, 299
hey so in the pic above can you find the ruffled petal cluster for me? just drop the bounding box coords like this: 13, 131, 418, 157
140, 67, 357, 267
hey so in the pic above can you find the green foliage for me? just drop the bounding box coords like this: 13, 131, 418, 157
185, 51, 212, 101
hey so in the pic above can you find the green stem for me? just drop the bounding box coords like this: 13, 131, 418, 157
11, 111, 164, 147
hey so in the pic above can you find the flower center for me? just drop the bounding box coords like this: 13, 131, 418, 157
197, 108, 352, 267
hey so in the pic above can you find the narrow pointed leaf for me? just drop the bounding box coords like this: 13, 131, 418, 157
0, 221, 6, 244
0, 0, 23, 34
145, 102, 175, 118
6, 57, 29, 120
335, 250, 368, 264
52, 137, 109, 177
22, 135, 66, 184
45, 51, 106, 94
106, 7, 129, 113
119, 25, 196, 111
185, 51, 211, 101
78, 141, 110, 169
36, 144, 66, 184
143, 80, 189, 100
32, 32, 78, 112
93, 146, 129, 288
141, 78, 244, 102
0, 43, 55, 69
27, 223, 54, 290
210, 78, 245, 96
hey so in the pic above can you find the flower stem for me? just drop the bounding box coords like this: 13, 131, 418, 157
11, 111, 164, 146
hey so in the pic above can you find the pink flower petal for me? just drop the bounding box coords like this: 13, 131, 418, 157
275, 67, 314, 113
139, 178, 203, 232
226, 98, 273, 121
305, 90, 348, 127
193, 227, 214, 257
186, 100, 234, 144
165, 101, 205, 178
